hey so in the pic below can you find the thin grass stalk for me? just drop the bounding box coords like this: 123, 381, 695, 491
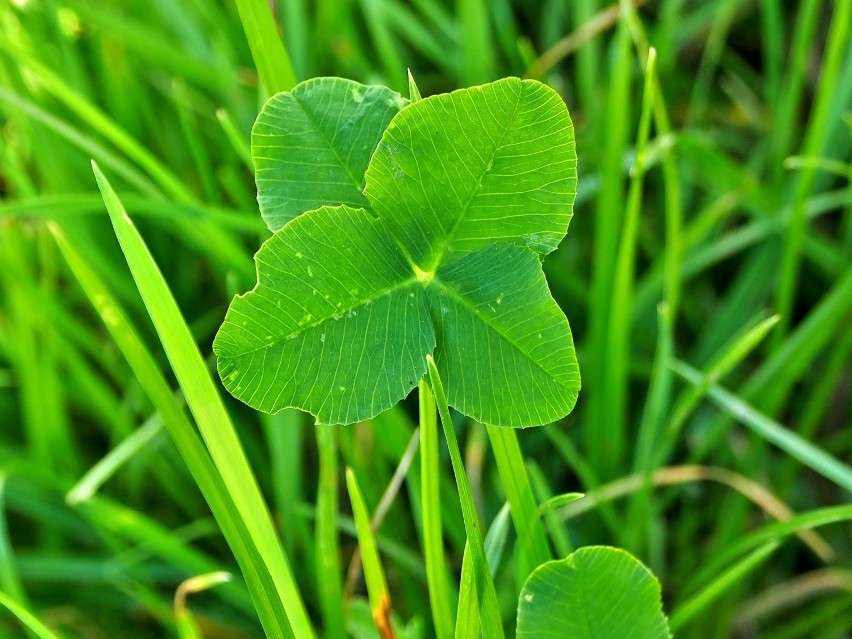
233, 0, 298, 95
419, 380, 454, 639
774, 0, 852, 341
585, 0, 634, 478
426, 356, 504, 639
484, 424, 551, 586
316, 426, 346, 639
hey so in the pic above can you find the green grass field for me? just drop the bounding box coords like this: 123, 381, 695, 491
1, 0, 851, 637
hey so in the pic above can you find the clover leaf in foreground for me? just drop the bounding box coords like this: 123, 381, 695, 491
517, 546, 672, 639
214, 76, 581, 427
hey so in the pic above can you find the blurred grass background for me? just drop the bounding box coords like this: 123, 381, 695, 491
0, 0, 851, 637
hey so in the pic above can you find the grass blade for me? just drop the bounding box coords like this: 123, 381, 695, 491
345, 468, 393, 639
66, 412, 164, 505
233, 0, 297, 94
672, 360, 852, 494
90, 162, 315, 638
484, 424, 551, 585
420, 380, 454, 639
316, 426, 346, 639
669, 541, 781, 632
49, 222, 293, 635
426, 355, 504, 639
0, 592, 62, 639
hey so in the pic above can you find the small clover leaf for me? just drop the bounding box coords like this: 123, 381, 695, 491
517, 546, 672, 639
253, 77, 408, 231
214, 77, 581, 427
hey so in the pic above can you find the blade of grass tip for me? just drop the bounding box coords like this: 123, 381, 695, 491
175, 571, 233, 639
419, 379, 454, 639
316, 426, 346, 639
622, 3, 683, 323
669, 541, 781, 633
609, 48, 658, 548
542, 425, 624, 538
66, 412, 164, 505
49, 222, 296, 633
484, 424, 551, 586
774, 0, 852, 343
691, 268, 852, 462
659, 313, 780, 467
407, 69, 422, 102
345, 468, 394, 639
0, 592, 62, 639
345, 426, 421, 598
90, 163, 315, 638
672, 360, 852, 494
233, 0, 297, 95
426, 356, 504, 639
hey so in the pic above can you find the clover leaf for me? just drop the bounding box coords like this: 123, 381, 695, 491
517, 546, 672, 639
214, 76, 580, 427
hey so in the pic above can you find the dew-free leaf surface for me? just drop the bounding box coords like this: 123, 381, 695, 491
516, 546, 672, 639
216, 76, 580, 427
254, 78, 408, 231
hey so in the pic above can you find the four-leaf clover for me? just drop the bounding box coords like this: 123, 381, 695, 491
214, 76, 580, 427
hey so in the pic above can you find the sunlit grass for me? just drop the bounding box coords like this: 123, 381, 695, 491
1, 1, 850, 637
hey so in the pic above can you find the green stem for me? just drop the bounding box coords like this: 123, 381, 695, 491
315, 426, 346, 639
426, 357, 504, 639
419, 379, 454, 639
484, 424, 551, 585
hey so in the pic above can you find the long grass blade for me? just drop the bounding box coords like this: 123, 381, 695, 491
233, 0, 297, 94
426, 356, 504, 639
420, 380, 455, 639
672, 360, 852, 494
90, 162, 315, 638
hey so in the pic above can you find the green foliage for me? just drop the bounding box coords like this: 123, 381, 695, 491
215, 77, 580, 427
517, 546, 672, 639
2, 1, 852, 637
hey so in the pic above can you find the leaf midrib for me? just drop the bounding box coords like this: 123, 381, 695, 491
426, 82, 524, 272
289, 87, 366, 196
223, 275, 420, 357
430, 275, 573, 391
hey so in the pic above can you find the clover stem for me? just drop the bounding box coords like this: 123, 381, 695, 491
426, 356, 505, 639
419, 378, 454, 639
